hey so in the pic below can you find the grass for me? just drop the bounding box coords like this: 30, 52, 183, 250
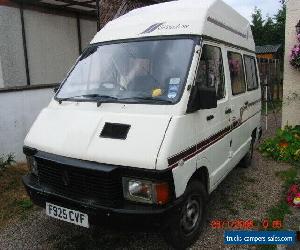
266, 201, 291, 223
276, 168, 298, 188
0, 153, 16, 171
0, 163, 36, 229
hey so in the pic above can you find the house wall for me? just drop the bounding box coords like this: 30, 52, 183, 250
24, 9, 79, 85
80, 19, 97, 50
0, 6, 27, 87
282, 0, 300, 126
0, 88, 53, 161
0, 4, 96, 162
0, 4, 97, 88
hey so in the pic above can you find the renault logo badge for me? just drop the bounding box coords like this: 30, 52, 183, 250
62, 170, 70, 186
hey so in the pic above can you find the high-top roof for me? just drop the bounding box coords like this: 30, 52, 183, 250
91, 0, 255, 51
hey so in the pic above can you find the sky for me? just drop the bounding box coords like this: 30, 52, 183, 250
223, 0, 282, 22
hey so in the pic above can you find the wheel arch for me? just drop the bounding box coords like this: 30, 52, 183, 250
252, 127, 257, 141
188, 166, 210, 194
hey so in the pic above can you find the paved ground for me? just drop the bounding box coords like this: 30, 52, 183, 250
0, 112, 297, 250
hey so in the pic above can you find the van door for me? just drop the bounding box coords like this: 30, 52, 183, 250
194, 43, 232, 187
226, 50, 249, 162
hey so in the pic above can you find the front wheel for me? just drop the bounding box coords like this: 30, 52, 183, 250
162, 181, 208, 249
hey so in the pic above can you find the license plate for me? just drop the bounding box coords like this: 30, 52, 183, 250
46, 202, 89, 228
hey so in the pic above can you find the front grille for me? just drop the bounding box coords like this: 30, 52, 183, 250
36, 157, 123, 207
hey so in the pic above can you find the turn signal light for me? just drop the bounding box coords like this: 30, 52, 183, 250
155, 182, 170, 205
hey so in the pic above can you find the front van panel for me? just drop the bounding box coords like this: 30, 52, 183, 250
24, 105, 172, 170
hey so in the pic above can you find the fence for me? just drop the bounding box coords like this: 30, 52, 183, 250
257, 58, 283, 101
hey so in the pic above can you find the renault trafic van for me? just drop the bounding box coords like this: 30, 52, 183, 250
23, 0, 262, 248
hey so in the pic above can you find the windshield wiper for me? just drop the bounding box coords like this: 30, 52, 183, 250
120, 96, 173, 104
57, 94, 118, 105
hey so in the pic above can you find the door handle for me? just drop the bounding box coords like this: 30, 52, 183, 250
206, 115, 214, 121
225, 108, 232, 114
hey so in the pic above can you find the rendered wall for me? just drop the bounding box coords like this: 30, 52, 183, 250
0, 89, 53, 162
0, 59, 4, 88
0, 6, 97, 88
282, 0, 300, 126
0, 6, 27, 87
24, 9, 79, 85
80, 19, 97, 50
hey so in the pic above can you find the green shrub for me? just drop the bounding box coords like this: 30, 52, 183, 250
259, 126, 300, 166
0, 153, 15, 171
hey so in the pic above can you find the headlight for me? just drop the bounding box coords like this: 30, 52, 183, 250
122, 177, 170, 205
26, 156, 38, 176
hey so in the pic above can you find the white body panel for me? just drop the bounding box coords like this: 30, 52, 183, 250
24, 101, 172, 170
24, 0, 261, 200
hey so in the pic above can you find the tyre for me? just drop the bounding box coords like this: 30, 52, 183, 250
240, 138, 255, 168
162, 181, 208, 249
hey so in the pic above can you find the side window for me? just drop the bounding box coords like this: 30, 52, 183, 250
196, 44, 225, 100
227, 52, 246, 95
244, 55, 259, 91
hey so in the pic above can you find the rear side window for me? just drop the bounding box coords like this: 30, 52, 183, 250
227, 52, 246, 95
196, 44, 225, 100
244, 55, 259, 90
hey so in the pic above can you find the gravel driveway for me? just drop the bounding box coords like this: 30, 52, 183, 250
0, 113, 292, 250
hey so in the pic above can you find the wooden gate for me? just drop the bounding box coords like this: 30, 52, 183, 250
257, 58, 283, 100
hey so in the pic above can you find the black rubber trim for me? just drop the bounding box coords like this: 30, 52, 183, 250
22, 173, 184, 228
23, 146, 37, 156
0, 83, 58, 93
24, 148, 174, 181
23, 146, 176, 198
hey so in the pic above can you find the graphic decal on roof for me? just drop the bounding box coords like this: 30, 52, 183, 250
141, 23, 165, 34
141, 23, 190, 34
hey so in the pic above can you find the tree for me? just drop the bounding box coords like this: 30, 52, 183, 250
251, 8, 265, 46
264, 16, 276, 45
251, 1, 286, 48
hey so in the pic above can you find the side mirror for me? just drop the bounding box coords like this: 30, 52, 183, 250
186, 84, 217, 113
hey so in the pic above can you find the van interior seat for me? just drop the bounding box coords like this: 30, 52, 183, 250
127, 75, 158, 93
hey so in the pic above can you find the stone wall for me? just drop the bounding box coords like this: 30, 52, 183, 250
282, 0, 300, 126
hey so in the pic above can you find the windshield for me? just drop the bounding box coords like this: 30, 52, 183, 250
56, 38, 195, 104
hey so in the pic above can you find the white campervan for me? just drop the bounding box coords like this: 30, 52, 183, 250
23, 0, 262, 248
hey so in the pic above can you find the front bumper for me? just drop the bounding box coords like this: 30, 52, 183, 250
23, 152, 183, 230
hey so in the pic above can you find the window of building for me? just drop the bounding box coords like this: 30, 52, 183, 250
244, 55, 259, 91
196, 44, 225, 100
227, 51, 246, 95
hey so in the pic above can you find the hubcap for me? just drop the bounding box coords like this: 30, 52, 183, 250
180, 196, 201, 235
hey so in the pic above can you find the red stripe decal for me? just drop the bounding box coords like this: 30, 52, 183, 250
168, 99, 261, 168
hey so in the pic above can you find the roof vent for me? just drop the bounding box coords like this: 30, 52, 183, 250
100, 123, 131, 140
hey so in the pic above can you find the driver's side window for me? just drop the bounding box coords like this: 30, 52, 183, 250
195, 44, 225, 100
